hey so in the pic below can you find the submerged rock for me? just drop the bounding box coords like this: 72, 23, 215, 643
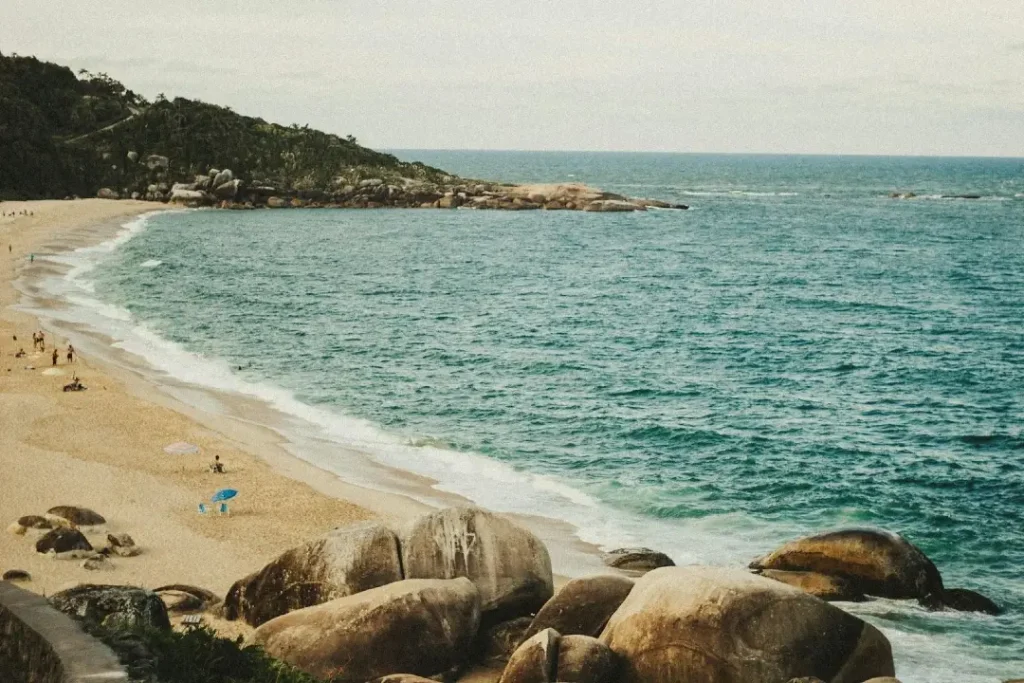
583, 200, 645, 212
920, 587, 1002, 615
600, 566, 895, 683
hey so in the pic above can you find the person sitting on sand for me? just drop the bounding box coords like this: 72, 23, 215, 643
51, 348, 58, 366
210, 455, 225, 474
63, 375, 85, 392
14, 348, 25, 358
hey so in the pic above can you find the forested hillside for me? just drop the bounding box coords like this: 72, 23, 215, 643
0, 52, 449, 200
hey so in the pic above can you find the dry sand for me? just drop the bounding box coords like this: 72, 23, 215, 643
0, 200, 378, 604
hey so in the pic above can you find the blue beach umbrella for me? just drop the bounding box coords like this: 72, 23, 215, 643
211, 488, 238, 503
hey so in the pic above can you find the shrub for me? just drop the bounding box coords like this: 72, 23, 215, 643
93, 623, 327, 683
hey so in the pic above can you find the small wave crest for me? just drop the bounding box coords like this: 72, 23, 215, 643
678, 190, 799, 197
140, 259, 163, 269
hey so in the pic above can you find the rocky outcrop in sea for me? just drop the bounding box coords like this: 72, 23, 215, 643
96, 158, 688, 213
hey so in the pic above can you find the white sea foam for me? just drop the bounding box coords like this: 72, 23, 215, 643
850, 598, 1021, 683
140, 259, 163, 269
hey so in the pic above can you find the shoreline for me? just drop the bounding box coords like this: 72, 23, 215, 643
0, 200, 606, 606
2, 200, 1020, 682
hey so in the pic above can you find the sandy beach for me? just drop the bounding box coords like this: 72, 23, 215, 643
0, 199, 597, 651
0, 201, 402, 611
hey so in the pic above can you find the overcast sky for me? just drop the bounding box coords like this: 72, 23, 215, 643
3, 0, 1023, 156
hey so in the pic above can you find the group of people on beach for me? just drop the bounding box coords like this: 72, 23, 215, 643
1, 210, 33, 217
11, 331, 75, 366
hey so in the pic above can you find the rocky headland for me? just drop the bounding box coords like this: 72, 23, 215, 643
0, 53, 685, 213
146, 174, 688, 212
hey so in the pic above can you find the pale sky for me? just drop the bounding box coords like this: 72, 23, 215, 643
3, 0, 1024, 156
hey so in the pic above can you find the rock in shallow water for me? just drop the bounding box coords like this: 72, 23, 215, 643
253, 577, 480, 682
749, 528, 943, 600
599, 566, 895, 683
2, 569, 31, 581
757, 569, 866, 602
920, 587, 1002, 615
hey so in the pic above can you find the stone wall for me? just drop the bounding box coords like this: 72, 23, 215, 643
0, 582, 127, 683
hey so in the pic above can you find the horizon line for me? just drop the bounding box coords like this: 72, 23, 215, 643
387, 148, 1024, 161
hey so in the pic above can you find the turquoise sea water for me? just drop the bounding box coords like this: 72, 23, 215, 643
61, 153, 1024, 680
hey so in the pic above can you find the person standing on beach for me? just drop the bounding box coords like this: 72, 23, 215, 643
67, 344, 74, 364
51, 348, 58, 366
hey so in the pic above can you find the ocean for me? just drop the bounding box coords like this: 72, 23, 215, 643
30, 152, 1024, 681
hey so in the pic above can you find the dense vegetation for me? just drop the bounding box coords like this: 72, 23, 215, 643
0, 51, 449, 200
95, 624, 328, 683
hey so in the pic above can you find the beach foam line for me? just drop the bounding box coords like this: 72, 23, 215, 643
20, 212, 788, 573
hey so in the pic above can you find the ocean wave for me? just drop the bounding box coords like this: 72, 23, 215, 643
677, 190, 799, 197
893, 194, 1015, 202
140, 259, 163, 269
